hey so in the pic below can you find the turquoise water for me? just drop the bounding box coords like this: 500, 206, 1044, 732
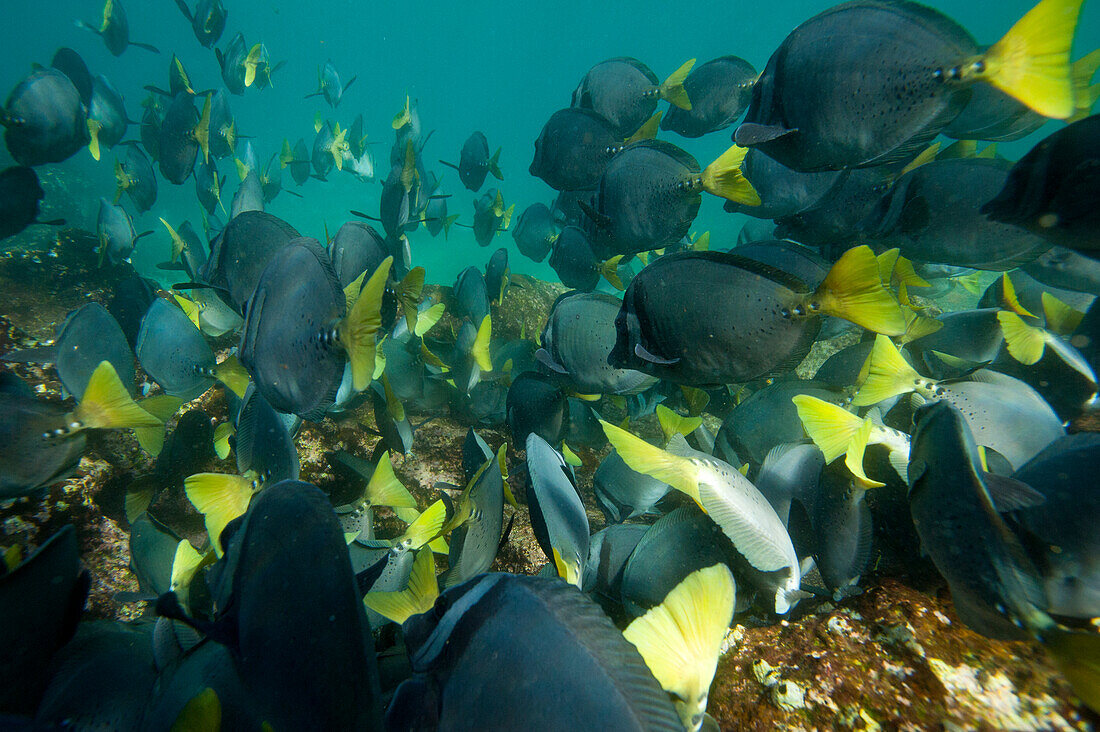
3, 0, 1097, 283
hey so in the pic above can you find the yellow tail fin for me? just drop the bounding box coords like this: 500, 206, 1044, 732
184, 472, 255, 556
488, 147, 503, 180
844, 419, 885, 488
133, 394, 183, 456
113, 161, 129, 203
954, 271, 984, 295
853, 335, 925, 406
814, 245, 907, 335
339, 257, 393, 391
701, 145, 760, 206
169, 539, 205, 609
392, 95, 411, 130
691, 231, 710, 252
171, 688, 220, 732
998, 311, 1048, 364
627, 110, 663, 142
1001, 273, 1037, 318
397, 266, 426, 332
899, 142, 941, 175
401, 499, 447, 551
160, 218, 186, 263
623, 564, 734, 732
1041, 291, 1084, 334
382, 372, 405, 421
401, 139, 417, 192
194, 94, 211, 163
363, 547, 438, 624
600, 255, 625, 291
343, 269, 368, 313
981, 0, 1085, 119
599, 420, 700, 504
1044, 627, 1100, 714
561, 443, 583, 468
791, 395, 863, 464
213, 355, 250, 398
660, 58, 696, 110
552, 546, 583, 587
213, 422, 234, 460
472, 315, 493, 372
414, 302, 446, 338
87, 119, 102, 161
656, 404, 702, 444
243, 44, 263, 87
74, 361, 162, 431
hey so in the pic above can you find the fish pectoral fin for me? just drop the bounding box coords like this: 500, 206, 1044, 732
634, 342, 679, 365
734, 122, 796, 147
984, 473, 1047, 512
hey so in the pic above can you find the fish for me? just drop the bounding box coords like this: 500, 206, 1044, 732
86, 75, 130, 161
0, 166, 63, 240
861, 158, 1052, 271
583, 523, 649, 611
157, 92, 212, 185
96, 197, 151, 265
483, 247, 510, 306
76, 0, 160, 56
389, 572, 683, 730
175, 0, 227, 47
773, 166, 892, 251
1021, 246, 1100, 297
442, 130, 502, 191
201, 210, 301, 313
114, 145, 157, 213
215, 33, 250, 95
593, 449, 670, 524
139, 96, 163, 161
537, 291, 657, 396
723, 147, 845, 220
547, 225, 621, 292
471, 188, 513, 246
448, 315, 493, 395
582, 140, 759, 257
602, 421, 807, 614
439, 444, 507, 587
238, 241, 390, 418
2, 67, 89, 166
451, 265, 491, 325
736, 0, 1085, 171
529, 108, 623, 191
2, 302, 135, 399
610, 245, 905, 385
810, 461, 875, 599
507, 371, 569, 448
229, 170, 264, 217
332, 450, 417, 543
305, 60, 357, 108
573, 57, 695, 138
330, 221, 390, 288
982, 114, 1100, 254
206, 89, 236, 159
524, 433, 589, 585
512, 202, 559, 262
311, 120, 348, 179
660, 56, 757, 139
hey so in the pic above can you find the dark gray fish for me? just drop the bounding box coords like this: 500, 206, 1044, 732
330, 221, 388, 287
573, 56, 690, 138
216, 33, 249, 95
97, 197, 147, 265
593, 449, 670, 524
87, 74, 129, 159
443, 130, 501, 191
0, 166, 49, 240
0, 526, 87, 716
513, 202, 558, 262
979, 269, 1094, 326
620, 505, 729, 617
485, 247, 509, 303
194, 156, 223, 214
238, 238, 345, 418
538, 291, 656, 396
525, 433, 589, 584
982, 115, 1100, 253
50, 47, 93, 107
115, 144, 157, 213
368, 379, 414, 456
449, 317, 492, 396
907, 401, 1049, 639
724, 147, 845, 219
507, 371, 568, 448
754, 441, 825, 527
471, 188, 508, 246
282, 137, 311, 185
259, 154, 281, 202
1022, 246, 1100, 296
811, 461, 874, 598
207, 89, 236, 159
152, 408, 217, 489
140, 96, 163, 161
773, 166, 891, 251
548, 226, 600, 291
2, 68, 89, 166
424, 194, 453, 238
449, 378, 508, 426
530, 108, 621, 191
440, 447, 505, 588
660, 55, 756, 138
305, 60, 357, 108
175, 0, 227, 48
157, 93, 200, 185
553, 188, 596, 228
716, 380, 845, 467
3, 302, 134, 399
907, 308, 1004, 376
813, 339, 875, 388
136, 297, 216, 401
390, 573, 681, 730
451, 265, 490, 325
1012, 434, 1100, 619
128, 515, 181, 598
108, 275, 159, 349
861, 158, 1051, 271
77, 0, 160, 56
583, 523, 649, 610
159, 480, 383, 730
230, 170, 264, 218
312, 120, 337, 180
0, 385, 87, 498
943, 81, 1045, 141
235, 384, 299, 483
202, 210, 300, 313
141, 639, 256, 730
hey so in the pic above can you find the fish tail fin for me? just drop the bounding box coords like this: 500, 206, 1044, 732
488, 147, 503, 180
997, 311, 1048, 365
552, 546, 583, 587
472, 315, 493, 373
243, 44, 263, 87
659, 58, 696, 110
600, 255, 625, 291
692, 231, 710, 252
397, 266, 426, 332
183, 472, 255, 557
363, 548, 438, 624
171, 688, 220, 731
954, 271, 983, 295
87, 119, 102, 161
194, 94, 211, 163
814, 245, 907, 335
1001, 273, 1037, 317
982, 0, 1084, 119
404, 499, 448, 550
392, 95, 411, 130
1042, 626, 1100, 714
899, 306, 943, 345
598, 420, 701, 505
342, 269, 368, 314
160, 217, 185, 262
339, 257, 393, 391
213, 422, 234, 460
561, 442, 583, 467
225, 120, 237, 153
844, 419, 885, 488
442, 213, 459, 238
133, 393, 182, 457
113, 160, 129, 203
414, 302, 446, 338
701, 144, 760, 206
791, 395, 863, 464
1066, 47, 1100, 121
279, 138, 293, 168
655, 404, 702, 444
169, 539, 205, 609
172, 293, 202, 329
212, 354, 250, 398
623, 563, 734, 727
1041, 291, 1085, 334
74, 361, 161, 431
627, 110, 662, 142
366, 451, 417, 509
853, 334, 924, 406
501, 203, 515, 231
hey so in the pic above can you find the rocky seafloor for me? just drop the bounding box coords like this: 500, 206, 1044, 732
1, 225, 1098, 731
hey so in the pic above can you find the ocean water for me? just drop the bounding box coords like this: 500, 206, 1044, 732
3, 0, 1097, 283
